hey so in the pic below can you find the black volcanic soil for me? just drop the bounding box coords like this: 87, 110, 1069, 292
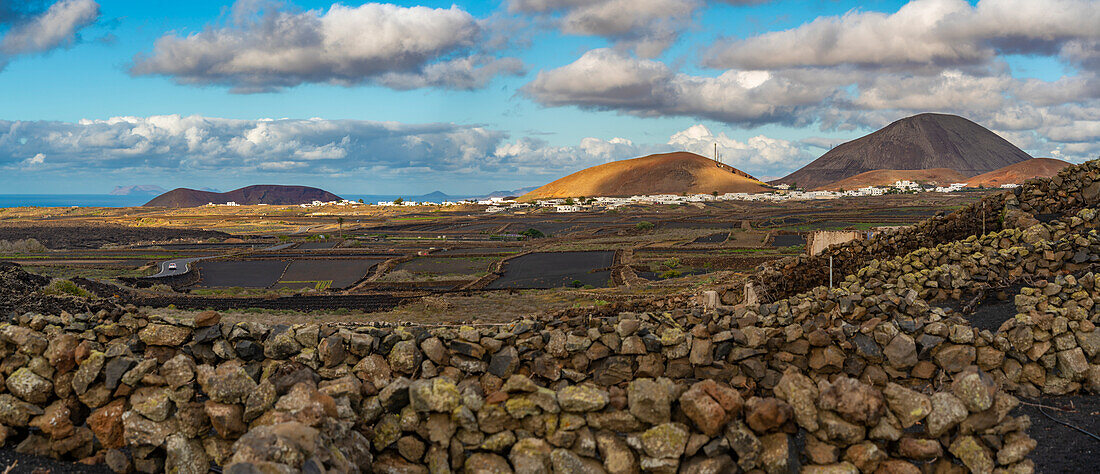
487, 251, 615, 289
692, 233, 729, 244
192, 260, 290, 288
1016, 394, 1100, 473
0, 449, 111, 473
0, 224, 230, 249
775, 113, 1032, 189
145, 185, 342, 208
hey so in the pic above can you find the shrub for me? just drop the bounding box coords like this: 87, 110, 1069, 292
635, 221, 654, 231
570, 279, 583, 288
44, 279, 91, 298
520, 228, 546, 239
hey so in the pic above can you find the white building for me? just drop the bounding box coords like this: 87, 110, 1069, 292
556, 205, 581, 213
893, 180, 921, 191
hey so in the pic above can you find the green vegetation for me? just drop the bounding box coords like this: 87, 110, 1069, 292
635, 221, 654, 231
520, 228, 546, 239
42, 279, 91, 298
659, 269, 683, 279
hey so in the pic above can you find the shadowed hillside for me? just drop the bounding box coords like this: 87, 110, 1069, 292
775, 113, 1032, 189
520, 152, 767, 200
145, 185, 342, 208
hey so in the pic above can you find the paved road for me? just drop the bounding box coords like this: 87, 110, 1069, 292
148, 257, 207, 278
147, 242, 294, 279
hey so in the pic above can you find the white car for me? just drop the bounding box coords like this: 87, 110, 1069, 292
167, 263, 177, 271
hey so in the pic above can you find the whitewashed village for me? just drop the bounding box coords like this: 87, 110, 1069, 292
197, 179, 1018, 211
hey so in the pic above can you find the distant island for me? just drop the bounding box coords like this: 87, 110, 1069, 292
144, 185, 342, 208
109, 185, 166, 196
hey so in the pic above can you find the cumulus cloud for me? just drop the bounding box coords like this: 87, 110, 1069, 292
704, 0, 1100, 71
130, 1, 523, 93
2, 115, 817, 190
522, 48, 836, 126
0, 115, 513, 176
508, 0, 702, 57
667, 124, 811, 174
0, 0, 98, 68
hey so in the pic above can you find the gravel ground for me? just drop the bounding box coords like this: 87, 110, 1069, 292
0, 450, 110, 473
1016, 394, 1100, 473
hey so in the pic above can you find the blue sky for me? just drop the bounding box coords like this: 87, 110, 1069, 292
0, 0, 1097, 195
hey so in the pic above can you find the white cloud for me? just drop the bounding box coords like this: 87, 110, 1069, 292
705, 0, 1100, 71
22, 153, 45, 166
0, 0, 98, 68
1, 114, 819, 190
0, 115, 511, 174
508, 0, 702, 57
522, 48, 836, 126
668, 124, 811, 174
130, 1, 523, 93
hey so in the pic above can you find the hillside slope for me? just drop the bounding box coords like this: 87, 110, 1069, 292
775, 113, 1032, 189
815, 168, 969, 191
145, 185, 342, 208
965, 158, 1072, 188
519, 152, 766, 200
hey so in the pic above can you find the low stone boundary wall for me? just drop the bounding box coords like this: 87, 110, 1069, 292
0, 298, 1039, 473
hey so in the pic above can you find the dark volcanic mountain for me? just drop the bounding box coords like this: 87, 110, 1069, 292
144, 185, 342, 208
774, 113, 1032, 189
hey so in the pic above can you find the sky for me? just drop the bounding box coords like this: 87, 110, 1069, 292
0, 0, 1097, 195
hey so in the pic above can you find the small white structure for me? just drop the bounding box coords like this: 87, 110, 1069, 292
224, 201, 239, 206
556, 205, 581, 213
893, 180, 921, 191
1000, 183, 1019, 189
485, 206, 505, 213
774, 184, 790, 190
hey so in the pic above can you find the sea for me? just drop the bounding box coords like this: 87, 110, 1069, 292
0, 194, 458, 208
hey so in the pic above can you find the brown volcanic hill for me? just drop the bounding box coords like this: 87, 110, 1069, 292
519, 152, 767, 201
965, 158, 1072, 188
144, 185, 342, 208
774, 113, 1032, 189
815, 168, 969, 191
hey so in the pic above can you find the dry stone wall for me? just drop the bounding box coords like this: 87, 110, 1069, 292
0, 303, 1039, 474
750, 160, 1100, 303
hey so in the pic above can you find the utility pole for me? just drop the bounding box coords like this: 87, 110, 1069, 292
714, 143, 718, 164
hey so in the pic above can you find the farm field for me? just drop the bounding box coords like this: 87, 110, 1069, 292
0, 191, 992, 321
192, 260, 290, 288
487, 251, 616, 289
273, 259, 382, 290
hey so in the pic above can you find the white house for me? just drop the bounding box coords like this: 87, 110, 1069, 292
556, 205, 581, 213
